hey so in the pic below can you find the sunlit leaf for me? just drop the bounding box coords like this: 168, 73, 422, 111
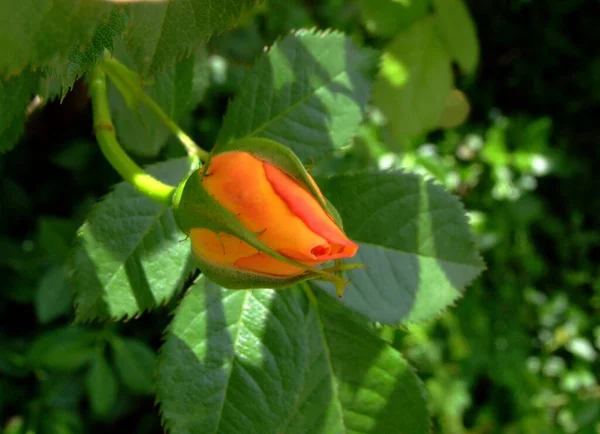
373, 18, 452, 139
358, 0, 430, 36
0, 1, 111, 74
124, 0, 260, 75
217, 29, 377, 162
44, 7, 128, 99
72, 158, 195, 322
156, 277, 429, 433
433, 0, 480, 74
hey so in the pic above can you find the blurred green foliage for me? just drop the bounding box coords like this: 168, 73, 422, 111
1, 0, 599, 433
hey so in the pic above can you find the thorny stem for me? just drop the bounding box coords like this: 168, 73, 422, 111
89, 65, 176, 206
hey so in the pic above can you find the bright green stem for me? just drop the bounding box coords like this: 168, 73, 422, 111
101, 55, 209, 161
90, 66, 175, 206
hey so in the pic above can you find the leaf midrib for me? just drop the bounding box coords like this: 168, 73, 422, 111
220, 39, 347, 145
313, 305, 348, 433
212, 290, 250, 434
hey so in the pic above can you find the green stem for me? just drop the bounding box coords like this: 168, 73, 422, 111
90, 66, 175, 206
101, 55, 210, 161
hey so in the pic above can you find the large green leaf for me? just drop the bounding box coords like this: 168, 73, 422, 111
373, 17, 452, 139
124, 0, 260, 75
44, 7, 128, 99
317, 171, 485, 324
156, 277, 429, 433
216, 30, 377, 162
72, 158, 195, 322
0, 0, 256, 80
433, 0, 480, 74
0, 71, 39, 153
0, 0, 111, 74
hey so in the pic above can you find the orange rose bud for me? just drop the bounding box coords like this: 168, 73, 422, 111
193, 151, 357, 274
172, 139, 358, 291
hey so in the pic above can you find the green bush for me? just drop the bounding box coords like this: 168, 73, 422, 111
1, 1, 598, 433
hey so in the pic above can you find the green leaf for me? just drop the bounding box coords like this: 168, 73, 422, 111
44, 7, 128, 99
317, 171, 485, 324
27, 327, 98, 371
111, 338, 156, 395
373, 17, 453, 139
216, 29, 377, 162
72, 158, 195, 322
124, 0, 260, 75
432, 0, 480, 74
156, 277, 429, 433
358, 0, 430, 37
108, 45, 206, 157
0, 71, 39, 153
0, 1, 111, 74
35, 265, 73, 324
85, 353, 118, 417
283, 292, 429, 434
41, 374, 86, 408
38, 217, 77, 260
38, 409, 84, 434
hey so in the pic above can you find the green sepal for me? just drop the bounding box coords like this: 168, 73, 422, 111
211, 137, 344, 228
172, 167, 344, 288
193, 253, 316, 290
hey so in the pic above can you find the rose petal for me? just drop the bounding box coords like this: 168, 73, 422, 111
263, 161, 358, 258
202, 152, 330, 259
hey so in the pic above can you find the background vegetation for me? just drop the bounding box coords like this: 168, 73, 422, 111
1, 0, 598, 433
